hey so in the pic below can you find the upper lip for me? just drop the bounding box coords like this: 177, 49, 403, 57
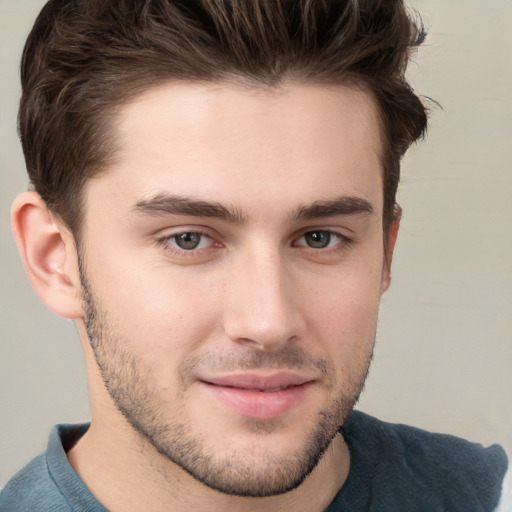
200, 372, 315, 391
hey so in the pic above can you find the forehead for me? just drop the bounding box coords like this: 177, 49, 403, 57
87, 82, 384, 219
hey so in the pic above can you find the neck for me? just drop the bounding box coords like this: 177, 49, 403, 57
67, 419, 349, 512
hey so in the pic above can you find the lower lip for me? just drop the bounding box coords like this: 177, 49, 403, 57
200, 382, 312, 419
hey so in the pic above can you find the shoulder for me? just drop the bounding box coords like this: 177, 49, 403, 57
344, 410, 508, 472
336, 410, 508, 511
0, 453, 70, 511
0, 423, 99, 512
345, 410, 507, 466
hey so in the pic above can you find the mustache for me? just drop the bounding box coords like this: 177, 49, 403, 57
178, 345, 333, 380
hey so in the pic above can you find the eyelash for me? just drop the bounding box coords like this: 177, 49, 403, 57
156, 229, 353, 260
292, 230, 352, 251
156, 230, 217, 258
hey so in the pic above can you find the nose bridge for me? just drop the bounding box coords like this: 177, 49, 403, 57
223, 244, 304, 349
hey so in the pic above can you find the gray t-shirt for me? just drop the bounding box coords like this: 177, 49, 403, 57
0, 411, 508, 511
0, 424, 106, 511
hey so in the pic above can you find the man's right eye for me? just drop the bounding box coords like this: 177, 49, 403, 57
168, 232, 212, 250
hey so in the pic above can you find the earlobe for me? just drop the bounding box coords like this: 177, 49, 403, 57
380, 206, 402, 294
11, 191, 83, 319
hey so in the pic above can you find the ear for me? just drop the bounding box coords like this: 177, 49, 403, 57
380, 205, 401, 294
11, 191, 83, 319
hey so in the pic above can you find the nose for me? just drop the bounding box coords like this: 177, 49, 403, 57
223, 249, 306, 351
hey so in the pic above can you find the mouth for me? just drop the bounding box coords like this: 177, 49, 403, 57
199, 372, 315, 419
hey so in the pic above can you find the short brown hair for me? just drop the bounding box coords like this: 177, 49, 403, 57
19, 0, 427, 236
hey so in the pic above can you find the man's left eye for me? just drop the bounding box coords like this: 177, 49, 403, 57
170, 232, 212, 250
295, 230, 344, 249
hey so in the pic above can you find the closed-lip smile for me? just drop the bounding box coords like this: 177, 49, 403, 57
199, 372, 316, 419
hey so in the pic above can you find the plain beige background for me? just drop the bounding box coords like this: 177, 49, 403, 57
1, 0, 511, 486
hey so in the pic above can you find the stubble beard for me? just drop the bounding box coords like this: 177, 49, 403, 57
80, 267, 374, 497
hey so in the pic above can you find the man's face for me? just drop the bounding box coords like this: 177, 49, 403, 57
78, 83, 391, 497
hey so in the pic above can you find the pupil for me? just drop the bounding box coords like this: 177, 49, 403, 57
176, 233, 201, 250
306, 231, 330, 248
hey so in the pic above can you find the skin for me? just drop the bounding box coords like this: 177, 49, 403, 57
12, 82, 399, 511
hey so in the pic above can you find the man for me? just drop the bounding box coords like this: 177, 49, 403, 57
0, 0, 508, 510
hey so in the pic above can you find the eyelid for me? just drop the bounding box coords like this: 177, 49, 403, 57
172, 231, 213, 250
294, 230, 345, 245
157, 225, 219, 241
291, 229, 355, 261
154, 225, 353, 262
293, 227, 352, 243
156, 227, 223, 257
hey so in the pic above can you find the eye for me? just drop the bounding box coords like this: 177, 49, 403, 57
295, 230, 345, 249
168, 231, 212, 250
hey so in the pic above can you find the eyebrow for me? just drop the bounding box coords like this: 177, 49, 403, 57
132, 193, 373, 224
292, 196, 374, 220
132, 194, 246, 224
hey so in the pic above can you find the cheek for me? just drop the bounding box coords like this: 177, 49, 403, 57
303, 263, 383, 362
92, 257, 223, 357
306, 260, 383, 325
319, 294, 379, 387
318, 296, 379, 352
